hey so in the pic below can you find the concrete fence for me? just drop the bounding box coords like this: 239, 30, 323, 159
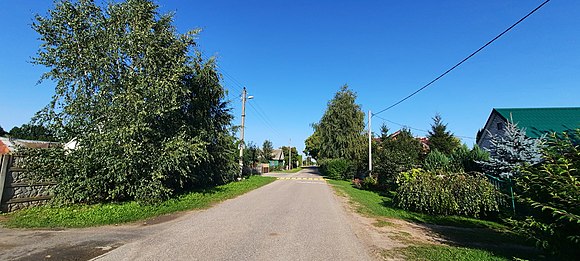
0, 155, 56, 213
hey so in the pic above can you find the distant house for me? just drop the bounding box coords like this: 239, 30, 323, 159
269, 149, 284, 168
0, 137, 60, 155
477, 107, 580, 150
384, 130, 430, 152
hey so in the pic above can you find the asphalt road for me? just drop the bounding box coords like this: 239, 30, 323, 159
94, 167, 371, 261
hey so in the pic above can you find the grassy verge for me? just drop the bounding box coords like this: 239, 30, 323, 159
328, 179, 540, 261
328, 180, 504, 229
2, 176, 276, 228
397, 245, 509, 261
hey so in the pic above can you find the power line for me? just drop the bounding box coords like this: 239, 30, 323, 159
373, 0, 551, 116
247, 101, 283, 137
374, 115, 475, 140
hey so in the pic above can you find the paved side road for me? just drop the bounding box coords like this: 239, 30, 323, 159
95, 167, 371, 260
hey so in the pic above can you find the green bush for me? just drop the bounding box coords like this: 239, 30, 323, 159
319, 158, 353, 180
361, 176, 378, 190
424, 146, 490, 174
373, 128, 423, 189
394, 169, 499, 218
423, 149, 455, 173
510, 131, 580, 257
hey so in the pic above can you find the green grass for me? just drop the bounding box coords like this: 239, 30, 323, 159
399, 245, 509, 261
1, 176, 276, 228
329, 179, 541, 260
328, 180, 505, 229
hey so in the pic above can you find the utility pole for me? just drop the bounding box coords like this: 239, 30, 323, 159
288, 139, 292, 170
238, 87, 253, 178
368, 110, 372, 173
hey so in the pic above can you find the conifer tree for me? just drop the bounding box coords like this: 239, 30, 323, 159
479, 122, 544, 179
427, 114, 461, 155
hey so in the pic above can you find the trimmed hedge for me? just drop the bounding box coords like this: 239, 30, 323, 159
394, 169, 499, 218
319, 158, 354, 180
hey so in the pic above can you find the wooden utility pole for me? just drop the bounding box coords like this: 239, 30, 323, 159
288, 139, 292, 170
368, 110, 372, 172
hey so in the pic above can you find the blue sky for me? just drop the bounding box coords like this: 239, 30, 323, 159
1, 0, 579, 155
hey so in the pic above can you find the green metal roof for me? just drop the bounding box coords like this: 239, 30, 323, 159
494, 107, 580, 138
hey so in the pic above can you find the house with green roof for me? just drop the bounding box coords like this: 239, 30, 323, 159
477, 107, 580, 150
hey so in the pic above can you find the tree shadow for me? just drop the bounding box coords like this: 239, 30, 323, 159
374, 191, 550, 260
423, 223, 548, 260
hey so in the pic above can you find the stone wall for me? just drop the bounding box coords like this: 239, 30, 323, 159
0, 155, 56, 212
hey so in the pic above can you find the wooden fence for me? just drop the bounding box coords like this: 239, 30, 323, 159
0, 155, 56, 213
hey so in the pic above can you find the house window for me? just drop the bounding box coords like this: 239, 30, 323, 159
497, 122, 504, 131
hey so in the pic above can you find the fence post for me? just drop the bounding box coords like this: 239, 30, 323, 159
0, 155, 10, 209
508, 177, 516, 215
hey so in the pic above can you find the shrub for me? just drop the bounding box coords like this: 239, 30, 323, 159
423, 150, 455, 173
319, 158, 353, 180
373, 128, 423, 189
361, 176, 378, 190
394, 169, 499, 218
510, 131, 580, 257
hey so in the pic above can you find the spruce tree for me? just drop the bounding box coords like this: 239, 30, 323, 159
427, 114, 460, 155
479, 122, 543, 179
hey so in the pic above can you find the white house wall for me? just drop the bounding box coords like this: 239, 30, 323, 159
478, 112, 507, 150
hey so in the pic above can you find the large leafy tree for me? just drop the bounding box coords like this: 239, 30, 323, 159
304, 125, 321, 160
261, 140, 273, 163
29, 0, 236, 203
427, 114, 461, 155
316, 85, 365, 161
0, 125, 6, 136
243, 142, 260, 167
281, 146, 300, 168
373, 128, 423, 188
9, 124, 56, 141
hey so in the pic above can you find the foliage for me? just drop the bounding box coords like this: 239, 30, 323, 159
281, 146, 300, 169
316, 85, 365, 162
2, 176, 276, 228
0, 125, 7, 136
8, 124, 56, 141
510, 130, 580, 257
242, 142, 260, 176
331, 179, 533, 261
261, 140, 274, 163
28, 0, 237, 204
373, 128, 423, 188
427, 114, 461, 155
361, 176, 377, 190
243, 142, 260, 167
394, 169, 499, 218
304, 128, 321, 160
456, 145, 490, 173
479, 122, 544, 179
319, 158, 354, 180
328, 179, 506, 229
423, 149, 455, 173
424, 145, 490, 173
